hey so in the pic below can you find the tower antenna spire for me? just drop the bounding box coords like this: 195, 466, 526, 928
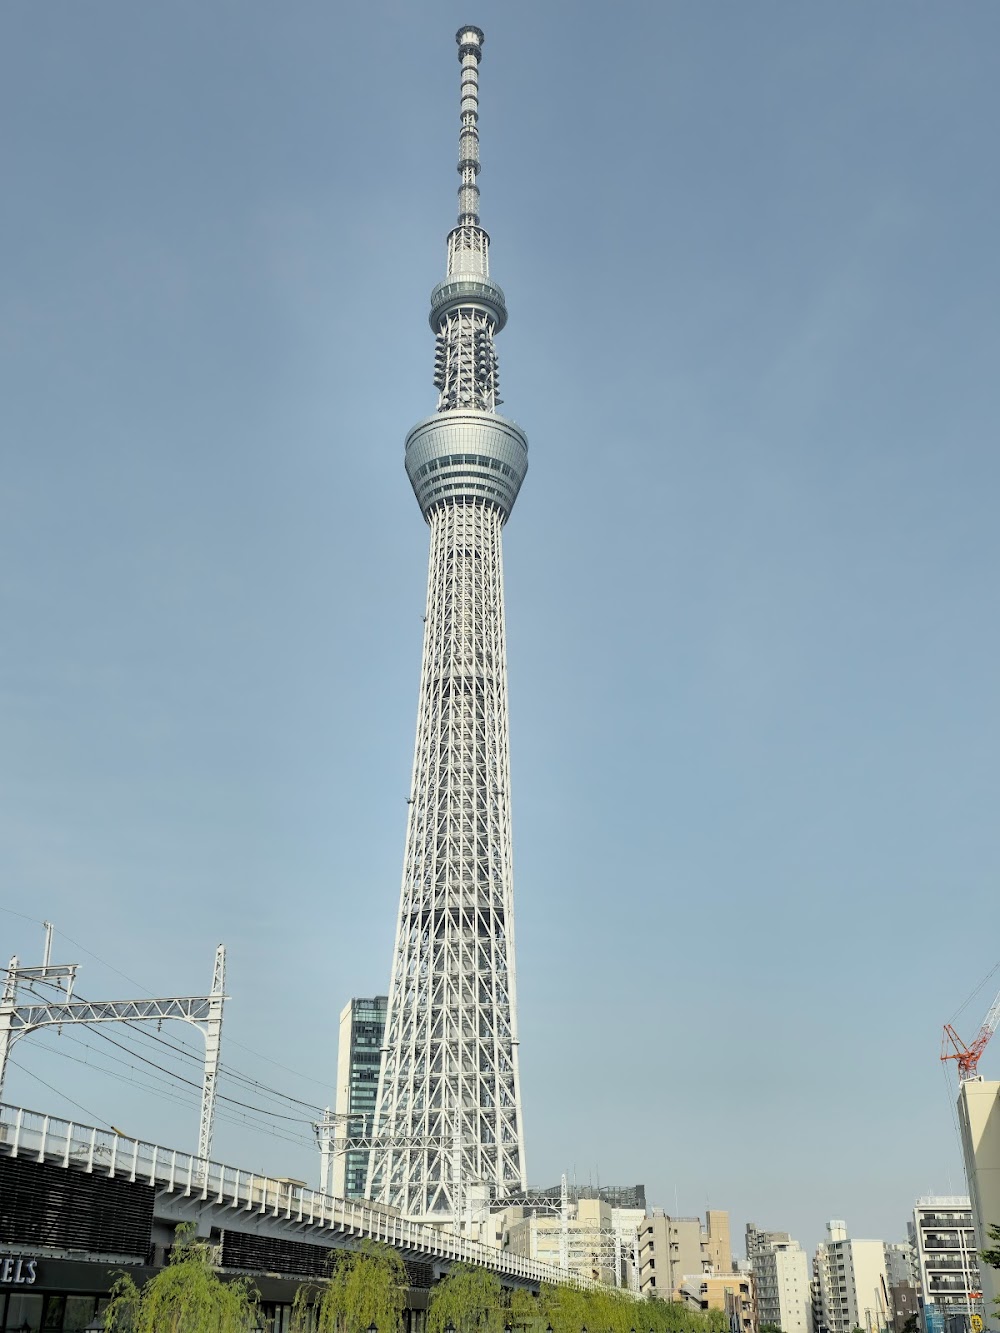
455, 25, 485, 228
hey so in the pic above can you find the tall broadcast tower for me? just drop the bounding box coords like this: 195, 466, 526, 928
368, 26, 528, 1225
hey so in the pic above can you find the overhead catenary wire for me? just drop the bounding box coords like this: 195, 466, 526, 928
2, 914, 338, 1165
1, 908, 335, 1093
14, 973, 327, 1121
17, 987, 318, 1125
14, 1045, 316, 1153
9, 1059, 114, 1129
23, 1021, 320, 1146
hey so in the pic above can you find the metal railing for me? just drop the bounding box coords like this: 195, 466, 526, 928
0, 1103, 595, 1290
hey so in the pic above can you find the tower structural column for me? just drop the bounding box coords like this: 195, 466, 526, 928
367, 26, 528, 1225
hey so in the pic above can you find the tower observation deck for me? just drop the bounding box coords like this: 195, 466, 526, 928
367, 26, 528, 1225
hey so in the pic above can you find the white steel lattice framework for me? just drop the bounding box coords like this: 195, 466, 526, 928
367, 26, 529, 1225
0, 926, 227, 1163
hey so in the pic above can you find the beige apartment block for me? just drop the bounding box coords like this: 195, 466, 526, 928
679, 1273, 757, 1333
637, 1209, 732, 1298
504, 1197, 619, 1285
813, 1222, 891, 1333
958, 1079, 1000, 1329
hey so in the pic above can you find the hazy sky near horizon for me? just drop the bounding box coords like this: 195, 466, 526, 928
2, 1, 1000, 1257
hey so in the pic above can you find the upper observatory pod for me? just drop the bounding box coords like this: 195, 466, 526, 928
404, 25, 528, 523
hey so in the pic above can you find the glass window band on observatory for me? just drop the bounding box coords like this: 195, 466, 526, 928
405, 411, 528, 521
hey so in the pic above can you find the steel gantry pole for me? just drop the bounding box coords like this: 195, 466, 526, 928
0, 935, 228, 1161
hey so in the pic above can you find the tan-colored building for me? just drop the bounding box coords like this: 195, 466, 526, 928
679, 1273, 757, 1333
504, 1197, 618, 1285
812, 1222, 892, 1333
637, 1209, 732, 1297
957, 1079, 1000, 1329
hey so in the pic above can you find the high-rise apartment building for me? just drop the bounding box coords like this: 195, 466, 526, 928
637, 1210, 732, 1297
332, 996, 387, 1199
746, 1224, 813, 1333
957, 1081, 1000, 1329
367, 27, 529, 1225
908, 1197, 983, 1333
813, 1221, 892, 1333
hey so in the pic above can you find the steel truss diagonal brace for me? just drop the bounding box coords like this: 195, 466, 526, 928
0, 943, 227, 1162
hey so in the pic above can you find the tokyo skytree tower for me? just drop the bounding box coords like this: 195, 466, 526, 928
367, 26, 528, 1224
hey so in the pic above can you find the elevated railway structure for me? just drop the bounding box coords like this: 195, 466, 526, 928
0, 1101, 593, 1330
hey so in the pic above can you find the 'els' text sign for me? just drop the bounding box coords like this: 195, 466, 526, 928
0, 1256, 38, 1285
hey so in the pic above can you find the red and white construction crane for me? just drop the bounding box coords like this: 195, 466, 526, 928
941, 984, 1000, 1082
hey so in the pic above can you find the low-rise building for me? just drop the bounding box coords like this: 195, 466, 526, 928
637, 1209, 732, 1298
504, 1197, 617, 1284
679, 1273, 757, 1333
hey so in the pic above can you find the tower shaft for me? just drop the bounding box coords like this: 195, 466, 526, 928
371, 500, 525, 1219
368, 26, 528, 1225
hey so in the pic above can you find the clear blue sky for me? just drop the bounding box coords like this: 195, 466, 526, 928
2, 1, 999, 1257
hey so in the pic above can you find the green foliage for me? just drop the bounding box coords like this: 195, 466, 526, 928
103, 1223, 260, 1333
538, 1280, 723, 1333
428, 1264, 506, 1333
507, 1288, 542, 1331
980, 1223, 1000, 1271
291, 1242, 406, 1333
293, 1257, 745, 1333
981, 1224, 1000, 1312
760, 1324, 784, 1333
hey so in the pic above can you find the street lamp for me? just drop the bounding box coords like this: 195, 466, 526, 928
368, 1323, 378, 1333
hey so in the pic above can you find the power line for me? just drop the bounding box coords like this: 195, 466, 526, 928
19, 1037, 317, 1153
6, 921, 334, 1104
17, 976, 326, 1119
8, 1059, 113, 1128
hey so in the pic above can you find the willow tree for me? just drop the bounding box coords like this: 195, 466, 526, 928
506, 1287, 542, 1332
427, 1264, 505, 1333
292, 1242, 407, 1333
103, 1224, 260, 1333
